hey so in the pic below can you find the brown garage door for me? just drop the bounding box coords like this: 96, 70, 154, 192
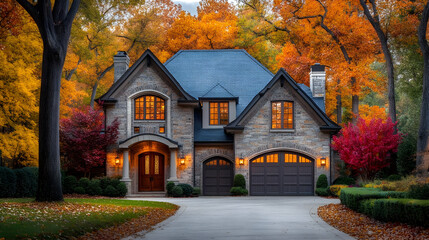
250, 152, 314, 196
203, 158, 233, 196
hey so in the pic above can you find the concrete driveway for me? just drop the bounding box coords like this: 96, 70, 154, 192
125, 196, 353, 240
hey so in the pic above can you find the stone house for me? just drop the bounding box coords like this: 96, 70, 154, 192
98, 49, 340, 196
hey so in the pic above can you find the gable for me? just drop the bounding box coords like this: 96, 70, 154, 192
97, 50, 195, 103
226, 69, 340, 133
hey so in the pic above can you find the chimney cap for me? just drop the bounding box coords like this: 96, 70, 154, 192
311, 63, 325, 72
114, 51, 128, 57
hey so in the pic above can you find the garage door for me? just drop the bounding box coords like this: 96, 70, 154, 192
250, 152, 314, 196
203, 158, 233, 196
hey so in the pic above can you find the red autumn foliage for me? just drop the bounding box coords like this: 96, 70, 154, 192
60, 106, 119, 177
332, 118, 401, 180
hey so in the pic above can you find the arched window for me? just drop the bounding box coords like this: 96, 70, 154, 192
135, 95, 165, 120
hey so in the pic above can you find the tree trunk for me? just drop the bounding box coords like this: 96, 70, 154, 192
417, 2, 429, 176
351, 77, 359, 124
336, 94, 342, 124
36, 48, 65, 202
382, 44, 397, 124
90, 81, 98, 108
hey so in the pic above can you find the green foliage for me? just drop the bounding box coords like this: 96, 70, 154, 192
87, 179, 102, 196
361, 198, 429, 227
78, 177, 91, 192
233, 174, 246, 189
166, 181, 175, 196
177, 183, 193, 197
315, 187, 330, 196
103, 185, 119, 197
333, 176, 355, 185
192, 187, 201, 196
0, 167, 16, 197
340, 188, 407, 211
386, 174, 402, 181
116, 182, 128, 197
408, 184, 429, 200
14, 168, 37, 197
329, 185, 348, 197
171, 186, 183, 197
99, 177, 113, 190
230, 187, 248, 196
63, 176, 78, 194
73, 186, 86, 194
316, 174, 328, 188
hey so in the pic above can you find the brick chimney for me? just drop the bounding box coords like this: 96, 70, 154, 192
309, 63, 326, 98
113, 51, 130, 82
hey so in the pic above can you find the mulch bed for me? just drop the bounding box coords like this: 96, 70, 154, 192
318, 203, 429, 240
77, 208, 177, 240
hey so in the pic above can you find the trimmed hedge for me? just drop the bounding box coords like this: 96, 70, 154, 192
171, 186, 183, 197
315, 187, 330, 196
0, 167, 17, 197
87, 179, 102, 196
63, 175, 78, 194
192, 187, 201, 196
360, 198, 429, 227
230, 187, 248, 196
408, 183, 429, 200
333, 176, 355, 186
233, 174, 246, 189
316, 174, 328, 188
166, 181, 175, 196
340, 188, 407, 211
14, 168, 37, 197
178, 183, 193, 197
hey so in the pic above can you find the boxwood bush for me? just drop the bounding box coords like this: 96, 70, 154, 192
87, 179, 102, 196
166, 181, 175, 196
315, 187, 330, 196
230, 187, 248, 196
63, 175, 78, 194
233, 174, 246, 189
408, 183, 429, 200
340, 188, 407, 211
177, 183, 193, 197
171, 186, 183, 197
14, 168, 37, 197
316, 174, 328, 188
0, 167, 17, 197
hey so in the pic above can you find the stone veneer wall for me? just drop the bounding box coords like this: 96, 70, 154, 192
194, 145, 235, 188
105, 59, 194, 188
234, 81, 331, 191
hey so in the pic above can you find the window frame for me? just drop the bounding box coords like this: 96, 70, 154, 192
209, 101, 229, 126
271, 100, 294, 129
134, 95, 165, 120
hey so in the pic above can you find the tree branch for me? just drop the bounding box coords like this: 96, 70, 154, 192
52, 0, 68, 23
418, 2, 429, 55
63, 0, 81, 28
15, 0, 39, 24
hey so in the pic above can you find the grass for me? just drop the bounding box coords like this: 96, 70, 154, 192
0, 198, 176, 239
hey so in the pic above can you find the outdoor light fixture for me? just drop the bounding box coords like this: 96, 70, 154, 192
180, 158, 185, 165
115, 155, 120, 166
239, 158, 244, 165
320, 157, 326, 166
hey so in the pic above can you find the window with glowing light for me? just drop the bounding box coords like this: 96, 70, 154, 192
135, 96, 165, 120
272, 101, 293, 129
209, 102, 229, 125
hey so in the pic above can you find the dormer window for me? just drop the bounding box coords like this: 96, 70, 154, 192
135, 96, 165, 120
272, 101, 293, 129
209, 102, 229, 125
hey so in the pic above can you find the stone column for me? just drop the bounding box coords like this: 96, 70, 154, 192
167, 148, 179, 183
120, 150, 132, 195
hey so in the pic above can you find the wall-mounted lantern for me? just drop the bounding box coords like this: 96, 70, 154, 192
180, 158, 185, 165
320, 157, 326, 167
239, 158, 245, 165
115, 155, 120, 166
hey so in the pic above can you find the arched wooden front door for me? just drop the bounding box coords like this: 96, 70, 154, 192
203, 157, 233, 196
138, 152, 164, 191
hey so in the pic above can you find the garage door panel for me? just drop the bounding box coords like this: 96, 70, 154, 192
250, 152, 314, 196
203, 158, 233, 196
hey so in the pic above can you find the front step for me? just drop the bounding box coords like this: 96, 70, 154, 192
127, 191, 166, 198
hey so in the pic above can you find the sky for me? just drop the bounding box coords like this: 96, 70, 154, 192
174, 0, 200, 16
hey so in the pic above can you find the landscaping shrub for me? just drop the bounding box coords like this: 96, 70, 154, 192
371, 199, 429, 227
116, 182, 128, 197
100, 177, 113, 190
340, 188, 407, 211
166, 181, 175, 196
315, 187, 330, 196
333, 176, 355, 186
387, 174, 402, 182
78, 177, 91, 192
329, 185, 348, 197
177, 183, 193, 197
103, 185, 118, 197
316, 174, 328, 188
63, 175, 78, 194
192, 187, 201, 196
171, 186, 183, 197
87, 179, 102, 196
359, 199, 376, 216
73, 186, 86, 194
230, 187, 248, 196
14, 168, 37, 197
233, 174, 246, 189
0, 167, 17, 197
408, 183, 429, 200
109, 178, 121, 188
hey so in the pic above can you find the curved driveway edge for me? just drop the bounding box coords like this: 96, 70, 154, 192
124, 196, 353, 240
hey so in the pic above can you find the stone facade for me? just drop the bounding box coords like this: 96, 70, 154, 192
234, 80, 331, 190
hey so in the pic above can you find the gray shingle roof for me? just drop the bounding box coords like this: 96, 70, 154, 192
201, 83, 236, 99
298, 83, 325, 111
164, 49, 274, 114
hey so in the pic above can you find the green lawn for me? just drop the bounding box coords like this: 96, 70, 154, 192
0, 198, 176, 239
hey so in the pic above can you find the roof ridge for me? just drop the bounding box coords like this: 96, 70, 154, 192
201, 83, 235, 98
